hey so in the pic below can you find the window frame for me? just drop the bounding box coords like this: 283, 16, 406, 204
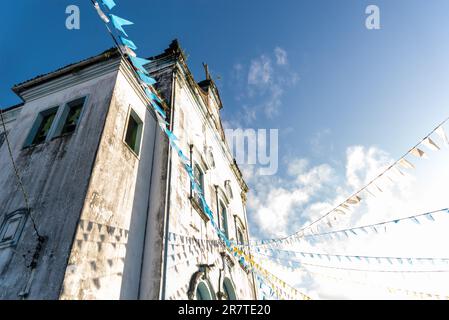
193, 163, 205, 199
222, 277, 237, 300
23, 106, 60, 147
219, 200, 229, 238
123, 107, 144, 157
0, 209, 29, 249
52, 96, 89, 138
196, 281, 214, 300
190, 161, 210, 221
234, 215, 247, 245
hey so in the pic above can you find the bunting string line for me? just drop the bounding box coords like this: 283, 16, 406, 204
254, 254, 449, 300
250, 261, 312, 300
253, 247, 449, 267
168, 230, 449, 267
251, 251, 449, 274
237, 208, 449, 247
244, 117, 449, 247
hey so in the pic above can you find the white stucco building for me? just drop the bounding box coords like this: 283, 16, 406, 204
0, 40, 257, 300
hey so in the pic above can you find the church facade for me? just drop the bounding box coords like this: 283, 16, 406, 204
0, 40, 257, 300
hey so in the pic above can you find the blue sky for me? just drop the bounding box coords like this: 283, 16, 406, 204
2, 1, 449, 166
3, 1, 449, 298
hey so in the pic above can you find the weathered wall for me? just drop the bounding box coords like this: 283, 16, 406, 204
138, 63, 172, 300
0, 45, 256, 300
0, 64, 119, 299
0, 107, 22, 134
163, 61, 257, 300
60, 62, 161, 300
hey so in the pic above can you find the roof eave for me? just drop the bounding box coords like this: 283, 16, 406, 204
12, 48, 120, 97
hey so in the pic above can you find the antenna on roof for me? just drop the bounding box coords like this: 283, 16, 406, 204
202, 62, 211, 80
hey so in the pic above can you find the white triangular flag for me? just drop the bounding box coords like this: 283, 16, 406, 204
422, 137, 440, 151
393, 166, 405, 177
410, 147, 428, 159
120, 45, 136, 57
347, 195, 362, 205
399, 158, 415, 169
94, 2, 110, 23
384, 172, 395, 184
365, 187, 376, 197
436, 126, 449, 145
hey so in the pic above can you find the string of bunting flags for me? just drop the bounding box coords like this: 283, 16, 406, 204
252, 246, 449, 268
250, 261, 312, 300
236, 207, 449, 248
169, 220, 449, 268
237, 117, 449, 248
90, 0, 286, 298
252, 250, 449, 274
166, 236, 307, 300
166, 231, 310, 300
253, 254, 449, 300
167, 231, 449, 274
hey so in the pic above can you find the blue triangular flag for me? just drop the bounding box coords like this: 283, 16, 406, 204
144, 88, 166, 118
109, 14, 134, 36
120, 37, 137, 50
147, 90, 162, 104
426, 213, 435, 221
137, 71, 156, 85
164, 128, 179, 143
101, 0, 116, 10
129, 56, 152, 74
150, 99, 167, 119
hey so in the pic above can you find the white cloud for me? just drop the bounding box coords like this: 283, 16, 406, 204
287, 158, 309, 176
345, 145, 391, 190
248, 55, 272, 86
246, 159, 336, 238
263, 84, 284, 118
274, 47, 288, 65
246, 142, 449, 299
227, 48, 299, 123
310, 128, 333, 156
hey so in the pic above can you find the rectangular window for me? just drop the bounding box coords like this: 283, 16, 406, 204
60, 97, 86, 135
124, 109, 143, 155
237, 229, 245, 245
193, 164, 205, 204
25, 107, 59, 146
0, 209, 28, 249
219, 202, 229, 238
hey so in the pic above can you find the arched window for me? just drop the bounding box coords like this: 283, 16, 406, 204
206, 147, 215, 169
237, 227, 245, 245
223, 278, 237, 300
224, 180, 233, 200
196, 281, 213, 300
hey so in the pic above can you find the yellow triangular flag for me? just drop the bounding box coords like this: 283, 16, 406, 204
422, 137, 440, 151
399, 158, 415, 169
410, 147, 428, 159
